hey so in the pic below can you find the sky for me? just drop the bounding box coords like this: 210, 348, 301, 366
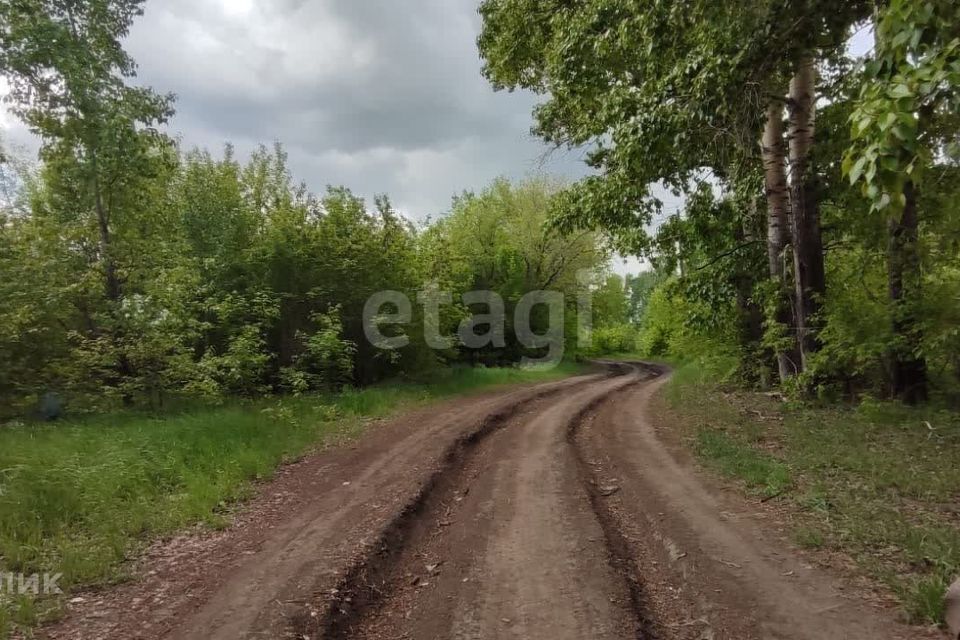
1, 0, 595, 217
0, 2, 874, 277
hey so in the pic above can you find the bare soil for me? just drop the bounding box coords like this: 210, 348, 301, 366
38, 364, 942, 640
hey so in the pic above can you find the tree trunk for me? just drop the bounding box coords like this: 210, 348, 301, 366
92, 149, 134, 404
91, 151, 121, 303
734, 213, 765, 355
761, 100, 799, 380
787, 58, 826, 372
762, 102, 790, 279
887, 181, 928, 404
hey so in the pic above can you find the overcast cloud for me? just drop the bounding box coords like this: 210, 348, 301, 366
2, 0, 599, 220
0, 3, 876, 277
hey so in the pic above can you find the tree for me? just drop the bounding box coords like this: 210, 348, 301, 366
625, 271, 663, 326
760, 101, 801, 379
845, 0, 960, 402
0, 0, 176, 402
787, 58, 827, 370
478, 0, 870, 385
592, 274, 630, 329
0, 0, 175, 301
424, 177, 609, 365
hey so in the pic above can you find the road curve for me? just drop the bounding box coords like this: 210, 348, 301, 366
39, 363, 930, 640
576, 376, 923, 640
345, 363, 653, 640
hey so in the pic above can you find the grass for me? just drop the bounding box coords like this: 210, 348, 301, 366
0, 362, 584, 637
658, 356, 960, 628
694, 429, 792, 499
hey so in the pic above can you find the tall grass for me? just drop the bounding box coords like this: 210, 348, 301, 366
0, 363, 583, 635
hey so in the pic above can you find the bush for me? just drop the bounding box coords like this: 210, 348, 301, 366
585, 324, 639, 356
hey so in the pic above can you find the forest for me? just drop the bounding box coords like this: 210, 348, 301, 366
480, 0, 960, 405
0, 138, 627, 416
0, 0, 647, 418
0, 0, 959, 635
2, 1, 956, 415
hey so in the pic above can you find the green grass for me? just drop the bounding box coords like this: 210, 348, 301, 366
792, 525, 826, 550
0, 362, 583, 637
659, 358, 960, 627
694, 429, 791, 499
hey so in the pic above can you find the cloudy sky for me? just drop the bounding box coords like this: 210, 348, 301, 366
2, 0, 596, 218
0, 2, 873, 274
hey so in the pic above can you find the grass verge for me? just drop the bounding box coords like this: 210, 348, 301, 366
657, 356, 960, 628
0, 362, 583, 637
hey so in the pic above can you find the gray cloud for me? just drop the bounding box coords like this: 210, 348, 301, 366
2, 0, 665, 272
2, 0, 591, 219
109, 0, 590, 218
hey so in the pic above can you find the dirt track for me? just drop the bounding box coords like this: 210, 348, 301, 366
42, 363, 935, 640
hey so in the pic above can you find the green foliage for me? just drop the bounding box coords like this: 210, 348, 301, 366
695, 429, 792, 499
585, 325, 639, 357
636, 280, 742, 364
844, 0, 960, 213
479, 0, 960, 401
793, 159, 960, 402
625, 270, 663, 325
421, 177, 610, 365
479, 0, 869, 247
899, 574, 951, 625
289, 308, 356, 393
0, 130, 613, 416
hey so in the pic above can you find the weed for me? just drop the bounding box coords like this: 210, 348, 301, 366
793, 526, 826, 550
694, 429, 791, 498
899, 574, 950, 625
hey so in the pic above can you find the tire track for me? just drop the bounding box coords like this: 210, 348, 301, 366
565, 363, 665, 640
39, 370, 607, 640
574, 373, 925, 640
301, 364, 634, 639
336, 363, 660, 640
39, 361, 922, 640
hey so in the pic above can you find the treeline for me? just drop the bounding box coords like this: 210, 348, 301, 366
0, 1, 628, 417
0, 140, 623, 415
479, 0, 960, 403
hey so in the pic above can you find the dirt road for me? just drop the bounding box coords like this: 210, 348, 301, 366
43, 363, 934, 640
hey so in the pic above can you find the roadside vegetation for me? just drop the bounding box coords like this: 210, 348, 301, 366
0, 362, 583, 635
654, 357, 960, 627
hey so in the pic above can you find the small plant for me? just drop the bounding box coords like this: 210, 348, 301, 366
898, 574, 949, 625
792, 525, 826, 550
694, 429, 791, 499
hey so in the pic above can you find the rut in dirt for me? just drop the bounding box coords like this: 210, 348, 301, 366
301, 374, 600, 639
564, 365, 667, 640
310, 363, 661, 640
303, 362, 924, 640
40, 362, 928, 640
